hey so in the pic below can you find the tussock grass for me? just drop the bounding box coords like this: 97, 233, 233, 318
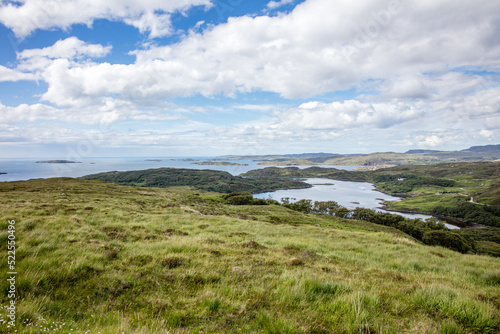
0, 178, 499, 333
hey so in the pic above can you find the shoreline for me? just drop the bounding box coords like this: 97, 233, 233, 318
378, 205, 482, 229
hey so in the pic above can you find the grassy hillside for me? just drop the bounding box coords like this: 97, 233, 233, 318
0, 178, 499, 333
80, 168, 310, 194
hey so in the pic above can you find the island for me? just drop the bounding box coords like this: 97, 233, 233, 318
0, 172, 6, 175
36, 160, 81, 163
80, 167, 310, 193
145, 159, 162, 162
192, 161, 249, 166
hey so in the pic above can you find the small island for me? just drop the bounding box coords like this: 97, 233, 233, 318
145, 159, 162, 162
193, 161, 249, 166
0, 172, 6, 175
36, 160, 81, 164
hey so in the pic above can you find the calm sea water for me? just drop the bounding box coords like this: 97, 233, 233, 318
254, 178, 459, 229
0, 158, 458, 229
0, 157, 262, 181
0, 158, 359, 181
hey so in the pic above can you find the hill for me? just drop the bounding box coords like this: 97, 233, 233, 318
80, 168, 310, 194
0, 178, 499, 333
257, 159, 320, 166
217, 153, 337, 162
223, 144, 500, 166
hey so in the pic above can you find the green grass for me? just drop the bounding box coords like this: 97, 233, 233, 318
0, 178, 499, 333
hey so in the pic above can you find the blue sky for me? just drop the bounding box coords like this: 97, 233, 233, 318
0, 0, 499, 158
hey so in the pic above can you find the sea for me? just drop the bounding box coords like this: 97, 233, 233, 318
0, 157, 458, 229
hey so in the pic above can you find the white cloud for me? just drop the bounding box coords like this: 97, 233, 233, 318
419, 135, 444, 147
0, 65, 35, 82
233, 104, 277, 112
0, 99, 185, 125
273, 100, 423, 130
17, 37, 111, 60
124, 11, 173, 38
0, 0, 212, 38
267, 0, 296, 10
8, 0, 499, 107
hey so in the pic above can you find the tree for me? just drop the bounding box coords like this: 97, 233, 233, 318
313, 201, 341, 215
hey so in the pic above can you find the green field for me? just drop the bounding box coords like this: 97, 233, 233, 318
0, 178, 499, 333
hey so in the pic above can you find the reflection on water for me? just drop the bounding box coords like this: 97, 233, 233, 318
254, 178, 460, 229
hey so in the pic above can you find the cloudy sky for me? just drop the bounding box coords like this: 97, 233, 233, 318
1, 0, 499, 158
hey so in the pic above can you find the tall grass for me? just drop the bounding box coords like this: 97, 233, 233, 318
0, 178, 498, 333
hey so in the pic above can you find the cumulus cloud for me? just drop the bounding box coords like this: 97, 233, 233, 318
7, 0, 499, 107
0, 0, 212, 38
272, 100, 423, 130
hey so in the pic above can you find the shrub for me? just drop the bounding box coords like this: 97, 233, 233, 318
422, 231, 473, 254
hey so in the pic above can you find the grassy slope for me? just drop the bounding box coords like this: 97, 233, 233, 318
0, 178, 499, 333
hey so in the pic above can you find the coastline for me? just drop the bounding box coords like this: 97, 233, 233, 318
377, 205, 481, 229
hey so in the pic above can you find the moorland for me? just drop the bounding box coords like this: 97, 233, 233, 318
0, 177, 499, 333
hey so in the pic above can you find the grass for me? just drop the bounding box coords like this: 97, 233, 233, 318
0, 178, 499, 333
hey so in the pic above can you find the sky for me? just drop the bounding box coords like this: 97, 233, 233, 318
0, 0, 499, 158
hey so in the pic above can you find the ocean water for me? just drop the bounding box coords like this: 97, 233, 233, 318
0, 158, 359, 182
0, 157, 262, 182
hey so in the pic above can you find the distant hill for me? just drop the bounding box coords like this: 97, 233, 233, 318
223, 144, 500, 166
218, 152, 338, 162
405, 149, 442, 154
462, 144, 500, 153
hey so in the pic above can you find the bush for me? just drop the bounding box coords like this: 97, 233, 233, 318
422, 230, 473, 254
223, 192, 277, 205
433, 203, 500, 227
225, 194, 254, 205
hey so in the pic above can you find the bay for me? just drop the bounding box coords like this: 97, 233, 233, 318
254, 178, 460, 229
